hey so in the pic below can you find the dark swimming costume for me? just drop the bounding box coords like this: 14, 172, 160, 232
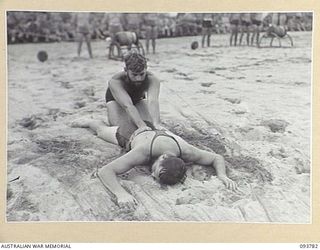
241, 20, 251, 27
115, 120, 155, 149
115, 121, 182, 162
149, 130, 182, 161
251, 19, 262, 26
105, 72, 150, 104
202, 19, 213, 28
230, 20, 239, 26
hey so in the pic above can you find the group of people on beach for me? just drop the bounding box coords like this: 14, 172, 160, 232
76, 12, 311, 58
75, 12, 160, 58
227, 13, 265, 47
8, 12, 311, 56
228, 12, 307, 47
72, 51, 238, 210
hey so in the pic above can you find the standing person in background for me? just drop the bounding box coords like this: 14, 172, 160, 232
102, 13, 125, 57
36, 13, 51, 42
163, 17, 170, 37
74, 12, 93, 58
272, 12, 288, 28
124, 13, 142, 37
220, 14, 230, 34
290, 13, 305, 31
239, 13, 251, 46
104, 13, 124, 42
229, 13, 241, 46
201, 13, 213, 48
280, 13, 289, 29
250, 13, 263, 46
142, 13, 159, 54
24, 17, 39, 43
169, 17, 176, 37
213, 14, 223, 34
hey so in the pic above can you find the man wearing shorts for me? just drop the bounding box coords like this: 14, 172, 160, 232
74, 12, 93, 58
142, 13, 159, 54
124, 13, 142, 37
239, 13, 251, 46
201, 13, 213, 48
104, 13, 124, 43
250, 13, 263, 46
229, 13, 241, 46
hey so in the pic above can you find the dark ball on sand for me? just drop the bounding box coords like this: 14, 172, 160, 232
37, 51, 48, 62
191, 41, 199, 50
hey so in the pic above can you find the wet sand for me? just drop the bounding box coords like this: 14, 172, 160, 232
7, 32, 312, 222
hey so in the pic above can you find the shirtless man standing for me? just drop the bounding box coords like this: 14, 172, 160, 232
201, 13, 213, 48
239, 13, 251, 46
250, 13, 263, 46
229, 13, 241, 46
124, 13, 142, 37
74, 12, 93, 58
142, 13, 159, 54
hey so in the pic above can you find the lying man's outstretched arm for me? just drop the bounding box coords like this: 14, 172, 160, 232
98, 147, 148, 210
181, 143, 238, 191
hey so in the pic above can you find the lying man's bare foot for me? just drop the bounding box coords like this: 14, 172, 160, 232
70, 118, 92, 128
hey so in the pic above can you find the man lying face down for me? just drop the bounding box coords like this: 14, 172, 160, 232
72, 118, 238, 210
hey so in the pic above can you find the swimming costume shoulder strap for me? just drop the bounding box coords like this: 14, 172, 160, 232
149, 130, 182, 161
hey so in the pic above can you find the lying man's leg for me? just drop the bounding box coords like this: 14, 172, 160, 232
107, 99, 153, 126
72, 118, 119, 145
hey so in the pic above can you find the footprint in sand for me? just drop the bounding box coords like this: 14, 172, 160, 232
261, 119, 289, 133
294, 81, 306, 86
74, 101, 86, 109
268, 147, 288, 159
294, 158, 310, 174
198, 90, 216, 95
19, 115, 46, 130
82, 87, 95, 97
213, 67, 227, 71
59, 81, 73, 89
7, 186, 13, 201
224, 97, 241, 104
163, 68, 177, 73
201, 82, 215, 87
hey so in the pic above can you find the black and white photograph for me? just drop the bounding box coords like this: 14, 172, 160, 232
6, 11, 312, 223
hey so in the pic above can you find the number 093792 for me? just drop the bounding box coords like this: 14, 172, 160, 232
300, 244, 319, 248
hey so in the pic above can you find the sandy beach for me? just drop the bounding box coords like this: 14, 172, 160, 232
7, 32, 312, 222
